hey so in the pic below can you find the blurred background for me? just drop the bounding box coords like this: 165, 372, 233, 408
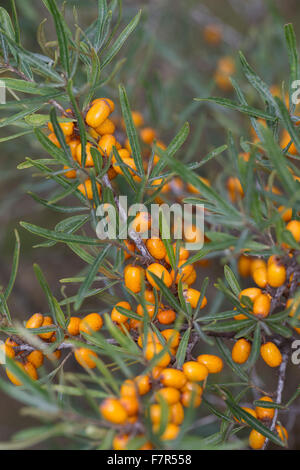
0, 0, 300, 449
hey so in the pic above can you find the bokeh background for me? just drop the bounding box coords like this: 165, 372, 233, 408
0, 0, 300, 449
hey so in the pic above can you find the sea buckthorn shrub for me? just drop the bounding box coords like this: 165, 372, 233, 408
0, 0, 300, 451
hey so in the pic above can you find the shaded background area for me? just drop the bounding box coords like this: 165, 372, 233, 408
0, 0, 300, 448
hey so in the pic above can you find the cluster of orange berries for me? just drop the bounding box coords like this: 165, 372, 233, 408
99, 350, 223, 449
46, 98, 171, 201
235, 396, 288, 449
4, 313, 60, 386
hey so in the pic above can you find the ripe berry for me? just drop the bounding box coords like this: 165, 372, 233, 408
26, 313, 44, 329
119, 395, 139, 416
286, 220, 300, 243
161, 329, 180, 349
160, 368, 187, 389
182, 361, 208, 382
95, 118, 115, 135
111, 302, 131, 323
77, 180, 101, 200
255, 396, 275, 421
260, 342, 282, 367
157, 308, 176, 325
170, 402, 184, 425
100, 397, 128, 424
197, 354, 223, 373
67, 317, 81, 336
155, 387, 181, 405
124, 265, 144, 293
238, 255, 252, 277
249, 429, 266, 450
145, 343, 171, 368
232, 338, 251, 364
276, 424, 288, 443
6, 361, 38, 386
159, 423, 179, 441
113, 434, 129, 450
165, 243, 189, 265
98, 134, 116, 157
27, 350, 44, 369
234, 407, 257, 424
181, 390, 202, 408
39, 316, 55, 340
86, 99, 113, 128
146, 263, 172, 289
150, 403, 171, 425
253, 293, 271, 318
79, 313, 103, 335
48, 121, 74, 137
252, 265, 268, 288
74, 347, 98, 369
146, 238, 166, 260
267, 261, 286, 288
140, 127, 156, 144
184, 288, 207, 309
135, 375, 151, 395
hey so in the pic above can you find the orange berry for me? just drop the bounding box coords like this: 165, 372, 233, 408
181, 390, 202, 408
151, 366, 163, 380
124, 265, 144, 293
136, 303, 155, 319
120, 379, 137, 398
150, 403, 170, 425
123, 240, 135, 260
278, 206, 292, 222
232, 338, 251, 364
218, 56, 235, 75
144, 289, 155, 303
238, 255, 252, 278
140, 127, 156, 144
197, 354, 223, 373
276, 425, 288, 443
113, 434, 129, 450
48, 121, 74, 137
135, 375, 151, 395
183, 288, 207, 309
119, 395, 139, 416
255, 396, 275, 421
203, 24, 222, 45
100, 398, 128, 424
145, 343, 171, 368
249, 429, 266, 450
155, 387, 181, 405
260, 342, 282, 367
252, 266, 268, 288
6, 361, 38, 386
286, 220, 300, 243
170, 402, 184, 425
234, 407, 257, 424
157, 308, 176, 325
227, 177, 244, 202
111, 301, 131, 324
146, 263, 172, 289
146, 238, 166, 260
250, 259, 266, 275
267, 262, 286, 288
165, 243, 189, 265
86, 99, 112, 128
79, 313, 103, 335
161, 329, 180, 349
26, 313, 44, 329
74, 347, 98, 369
160, 368, 187, 389
76, 142, 97, 167
253, 293, 271, 318
27, 350, 44, 368
48, 132, 61, 147
95, 118, 115, 135
98, 134, 116, 157
77, 179, 101, 200
39, 316, 54, 340
182, 361, 208, 382
239, 288, 261, 309
1, 343, 15, 360
67, 317, 81, 336
159, 423, 179, 441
